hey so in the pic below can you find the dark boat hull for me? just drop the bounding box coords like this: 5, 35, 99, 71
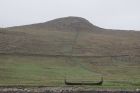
65, 81, 103, 85
64, 77, 103, 86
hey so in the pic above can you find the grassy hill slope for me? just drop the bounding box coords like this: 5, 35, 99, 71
0, 55, 139, 88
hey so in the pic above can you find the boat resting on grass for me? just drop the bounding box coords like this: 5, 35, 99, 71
64, 77, 103, 86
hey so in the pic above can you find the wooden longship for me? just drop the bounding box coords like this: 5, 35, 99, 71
64, 77, 103, 85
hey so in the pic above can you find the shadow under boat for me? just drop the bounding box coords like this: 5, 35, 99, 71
64, 77, 103, 86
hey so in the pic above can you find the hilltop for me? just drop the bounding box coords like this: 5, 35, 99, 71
8, 17, 103, 32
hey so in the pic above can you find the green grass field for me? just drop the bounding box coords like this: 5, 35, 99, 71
0, 55, 139, 89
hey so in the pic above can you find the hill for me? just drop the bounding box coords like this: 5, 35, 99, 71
0, 17, 140, 87
0, 16, 140, 56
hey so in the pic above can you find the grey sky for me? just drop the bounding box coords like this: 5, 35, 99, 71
0, 0, 140, 30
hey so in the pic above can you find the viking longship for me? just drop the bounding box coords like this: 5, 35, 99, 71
64, 77, 103, 85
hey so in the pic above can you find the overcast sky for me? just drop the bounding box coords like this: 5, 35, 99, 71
0, 0, 140, 30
